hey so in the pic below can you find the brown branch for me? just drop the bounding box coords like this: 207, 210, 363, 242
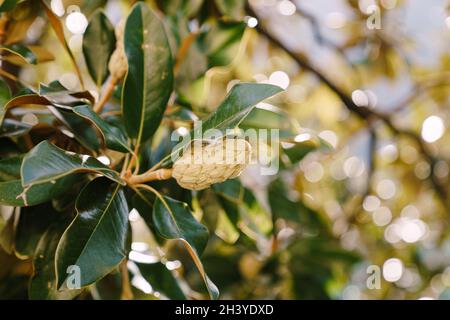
246, 3, 448, 206
93, 77, 117, 113
119, 260, 133, 300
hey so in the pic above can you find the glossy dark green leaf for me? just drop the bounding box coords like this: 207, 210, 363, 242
133, 260, 186, 300
0, 44, 37, 64
0, 118, 32, 138
1, 81, 95, 127
51, 108, 102, 151
153, 195, 218, 299
82, 10, 116, 87
1, 94, 49, 126
73, 105, 131, 153
0, 154, 22, 182
29, 217, 83, 300
197, 83, 282, 135
122, 2, 173, 143
21, 140, 123, 187
56, 178, 129, 288
0, 0, 19, 12
153, 196, 208, 254
15, 203, 59, 259
0, 174, 81, 207
39, 81, 95, 108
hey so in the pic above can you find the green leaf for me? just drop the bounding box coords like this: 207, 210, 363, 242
0, 154, 22, 181
153, 195, 219, 299
38, 81, 95, 107
56, 177, 129, 288
0, 0, 19, 12
0, 78, 11, 124
0, 175, 81, 207
164, 83, 283, 166
197, 83, 282, 135
212, 179, 243, 226
0, 44, 37, 64
15, 203, 59, 259
133, 260, 187, 300
200, 20, 246, 68
1, 81, 95, 125
29, 217, 83, 300
73, 105, 131, 153
82, 10, 116, 87
122, 2, 174, 143
21, 140, 124, 187
51, 108, 102, 151
0, 118, 32, 138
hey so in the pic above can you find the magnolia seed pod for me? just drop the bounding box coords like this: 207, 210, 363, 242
172, 138, 252, 190
108, 20, 127, 81
108, 46, 127, 81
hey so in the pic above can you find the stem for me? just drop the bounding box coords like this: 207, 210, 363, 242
126, 168, 173, 185
126, 141, 140, 175
120, 260, 133, 300
120, 153, 130, 178
94, 77, 117, 113
0, 12, 8, 44
174, 32, 198, 75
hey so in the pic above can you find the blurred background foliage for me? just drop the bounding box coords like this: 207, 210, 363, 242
1, 0, 450, 300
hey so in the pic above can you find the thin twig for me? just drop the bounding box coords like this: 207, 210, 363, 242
93, 77, 117, 113
174, 32, 198, 76
119, 260, 133, 300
